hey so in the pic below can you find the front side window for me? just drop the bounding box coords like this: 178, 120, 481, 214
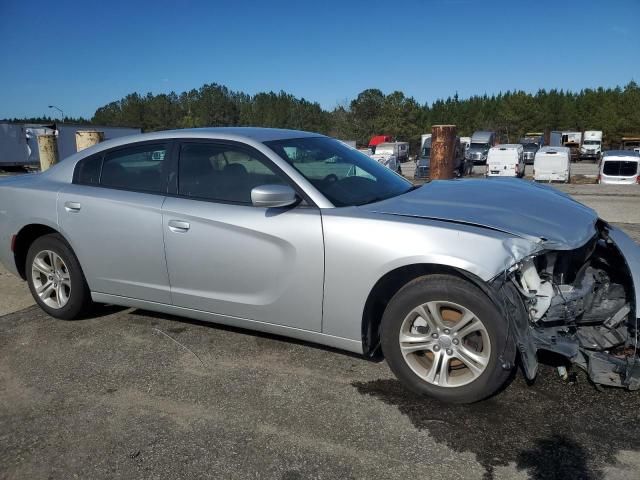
178, 143, 286, 204
100, 144, 168, 193
265, 137, 412, 207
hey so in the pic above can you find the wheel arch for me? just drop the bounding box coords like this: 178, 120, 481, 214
361, 263, 494, 360
13, 223, 71, 280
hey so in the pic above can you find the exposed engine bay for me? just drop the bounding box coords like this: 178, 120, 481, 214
494, 222, 640, 390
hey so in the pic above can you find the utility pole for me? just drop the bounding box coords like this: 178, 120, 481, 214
430, 125, 457, 179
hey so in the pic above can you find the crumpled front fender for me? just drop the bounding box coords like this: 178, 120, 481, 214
607, 225, 640, 320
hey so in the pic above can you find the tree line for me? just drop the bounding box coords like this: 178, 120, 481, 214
6, 81, 640, 151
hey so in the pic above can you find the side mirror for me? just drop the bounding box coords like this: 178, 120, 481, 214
251, 184, 298, 208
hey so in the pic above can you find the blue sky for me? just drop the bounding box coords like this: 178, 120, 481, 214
1, 0, 638, 119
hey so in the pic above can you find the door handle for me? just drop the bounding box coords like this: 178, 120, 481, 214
64, 201, 81, 212
168, 220, 190, 232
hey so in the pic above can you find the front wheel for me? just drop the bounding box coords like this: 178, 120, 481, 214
381, 274, 514, 403
26, 233, 93, 320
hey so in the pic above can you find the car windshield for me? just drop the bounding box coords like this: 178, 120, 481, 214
583, 140, 600, 145
521, 143, 538, 150
603, 161, 639, 176
470, 142, 489, 149
421, 146, 431, 158
265, 137, 413, 207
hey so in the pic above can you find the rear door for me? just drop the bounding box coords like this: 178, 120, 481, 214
161, 140, 324, 331
489, 150, 517, 176
602, 160, 640, 184
58, 141, 173, 303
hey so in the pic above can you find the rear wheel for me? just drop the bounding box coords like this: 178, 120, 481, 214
381, 274, 514, 403
26, 234, 92, 320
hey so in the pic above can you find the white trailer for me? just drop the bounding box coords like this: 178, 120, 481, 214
0, 122, 141, 169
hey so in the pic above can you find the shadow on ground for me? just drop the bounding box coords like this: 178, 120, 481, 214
353, 368, 640, 480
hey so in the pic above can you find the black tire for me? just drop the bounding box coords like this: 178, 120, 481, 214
25, 233, 92, 320
381, 274, 514, 403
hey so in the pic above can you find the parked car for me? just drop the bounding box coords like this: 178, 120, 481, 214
1, 128, 639, 403
486, 144, 525, 178
598, 150, 640, 184
533, 146, 571, 183
414, 137, 471, 180
466, 131, 496, 164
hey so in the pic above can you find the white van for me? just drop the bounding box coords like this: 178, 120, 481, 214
486, 144, 524, 177
598, 150, 640, 184
534, 146, 571, 183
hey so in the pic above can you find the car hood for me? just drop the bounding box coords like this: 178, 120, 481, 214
367, 178, 598, 250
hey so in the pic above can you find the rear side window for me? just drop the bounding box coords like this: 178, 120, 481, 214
101, 144, 168, 193
74, 154, 102, 185
603, 161, 638, 176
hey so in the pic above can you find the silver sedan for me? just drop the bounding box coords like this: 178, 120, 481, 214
1, 128, 639, 403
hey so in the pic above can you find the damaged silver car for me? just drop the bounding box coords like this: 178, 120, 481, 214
0, 128, 638, 403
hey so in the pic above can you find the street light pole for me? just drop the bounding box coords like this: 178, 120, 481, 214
48, 105, 64, 122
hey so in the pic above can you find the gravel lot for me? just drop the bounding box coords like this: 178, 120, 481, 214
1, 169, 640, 480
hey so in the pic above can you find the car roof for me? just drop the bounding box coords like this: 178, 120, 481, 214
40, 127, 325, 183
143, 127, 321, 143
538, 146, 570, 153
603, 150, 640, 159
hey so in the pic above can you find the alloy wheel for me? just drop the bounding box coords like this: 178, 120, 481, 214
398, 300, 491, 387
31, 250, 71, 309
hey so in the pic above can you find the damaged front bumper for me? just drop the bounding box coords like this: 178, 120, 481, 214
491, 221, 640, 390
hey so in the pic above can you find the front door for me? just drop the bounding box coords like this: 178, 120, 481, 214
162, 141, 324, 331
